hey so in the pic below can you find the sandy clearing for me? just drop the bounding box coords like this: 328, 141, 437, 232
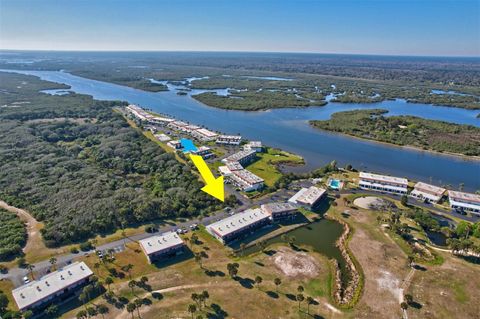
272, 247, 320, 278
354, 196, 394, 211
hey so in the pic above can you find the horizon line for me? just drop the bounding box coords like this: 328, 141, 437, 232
1, 48, 479, 59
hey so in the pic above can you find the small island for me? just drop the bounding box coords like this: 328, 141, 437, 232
310, 109, 480, 156
192, 90, 326, 111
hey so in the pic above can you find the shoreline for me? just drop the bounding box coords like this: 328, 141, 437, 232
309, 124, 480, 162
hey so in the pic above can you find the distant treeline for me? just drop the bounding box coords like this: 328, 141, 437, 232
0, 72, 223, 247
310, 109, 480, 156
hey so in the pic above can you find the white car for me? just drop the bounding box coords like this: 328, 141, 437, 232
23, 276, 30, 284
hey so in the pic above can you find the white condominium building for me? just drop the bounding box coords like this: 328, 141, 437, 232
288, 186, 327, 208
216, 135, 242, 145
222, 149, 257, 166
139, 232, 185, 263
12, 262, 93, 312
230, 169, 264, 192
207, 208, 270, 244
191, 128, 218, 141
448, 191, 480, 215
410, 182, 446, 203
359, 172, 408, 195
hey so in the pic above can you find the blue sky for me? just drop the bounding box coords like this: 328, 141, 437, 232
0, 0, 478, 56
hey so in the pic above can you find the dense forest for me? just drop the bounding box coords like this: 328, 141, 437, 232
0, 72, 222, 247
310, 109, 480, 156
0, 209, 27, 261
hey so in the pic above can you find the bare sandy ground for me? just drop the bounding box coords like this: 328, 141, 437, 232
272, 247, 320, 278
353, 196, 393, 211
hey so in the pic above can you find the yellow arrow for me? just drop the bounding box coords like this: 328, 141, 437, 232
189, 154, 225, 202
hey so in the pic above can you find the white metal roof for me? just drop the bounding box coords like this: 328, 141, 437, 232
359, 172, 408, 186
223, 150, 256, 163
232, 169, 264, 185
12, 262, 93, 310
289, 186, 326, 206
448, 190, 480, 204
217, 135, 242, 140
261, 202, 297, 215
207, 208, 270, 238
195, 128, 218, 137
413, 182, 446, 197
139, 232, 184, 255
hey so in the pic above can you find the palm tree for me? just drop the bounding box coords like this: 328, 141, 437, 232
201, 290, 209, 308
105, 276, 114, 292
191, 293, 200, 308
122, 264, 134, 280
97, 304, 109, 319
126, 303, 136, 319
401, 302, 409, 311
194, 253, 203, 269
188, 304, 197, 319
404, 294, 413, 305
274, 278, 281, 292
76, 310, 88, 319
239, 243, 246, 256
49, 257, 57, 271
297, 285, 304, 293
254, 275, 263, 289
296, 294, 304, 311
45, 305, 58, 317
134, 298, 143, 318
128, 280, 137, 295
26, 263, 35, 280
306, 296, 314, 315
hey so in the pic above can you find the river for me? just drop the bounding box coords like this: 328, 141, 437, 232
1, 69, 479, 190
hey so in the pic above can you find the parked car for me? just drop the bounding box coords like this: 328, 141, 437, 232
23, 276, 30, 284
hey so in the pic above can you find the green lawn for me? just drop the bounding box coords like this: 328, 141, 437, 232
246, 147, 304, 187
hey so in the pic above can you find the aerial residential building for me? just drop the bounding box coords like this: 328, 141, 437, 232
448, 191, 480, 215
191, 128, 218, 141
180, 124, 201, 134
358, 172, 408, 195
126, 104, 153, 121
150, 115, 174, 125
139, 232, 185, 263
410, 182, 446, 203
206, 208, 271, 244
230, 169, 264, 191
243, 141, 263, 153
12, 262, 93, 312
154, 133, 171, 142
288, 186, 327, 208
226, 161, 243, 171
191, 146, 214, 159
216, 135, 242, 145
167, 140, 183, 150
168, 121, 189, 131
222, 149, 257, 166
261, 202, 298, 221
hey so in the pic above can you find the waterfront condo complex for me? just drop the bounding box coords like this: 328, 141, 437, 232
12, 262, 93, 312
358, 172, 408, 195
410, 182, 446, 203
448, 190, 480, 216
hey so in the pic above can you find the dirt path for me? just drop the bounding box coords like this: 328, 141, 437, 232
0, 200, 45, 255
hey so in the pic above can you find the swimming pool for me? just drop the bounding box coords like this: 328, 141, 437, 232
328, 178, 342, 190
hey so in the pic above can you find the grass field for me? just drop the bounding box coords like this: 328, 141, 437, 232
61, 227, 337, 319
246, 147, 304, 187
